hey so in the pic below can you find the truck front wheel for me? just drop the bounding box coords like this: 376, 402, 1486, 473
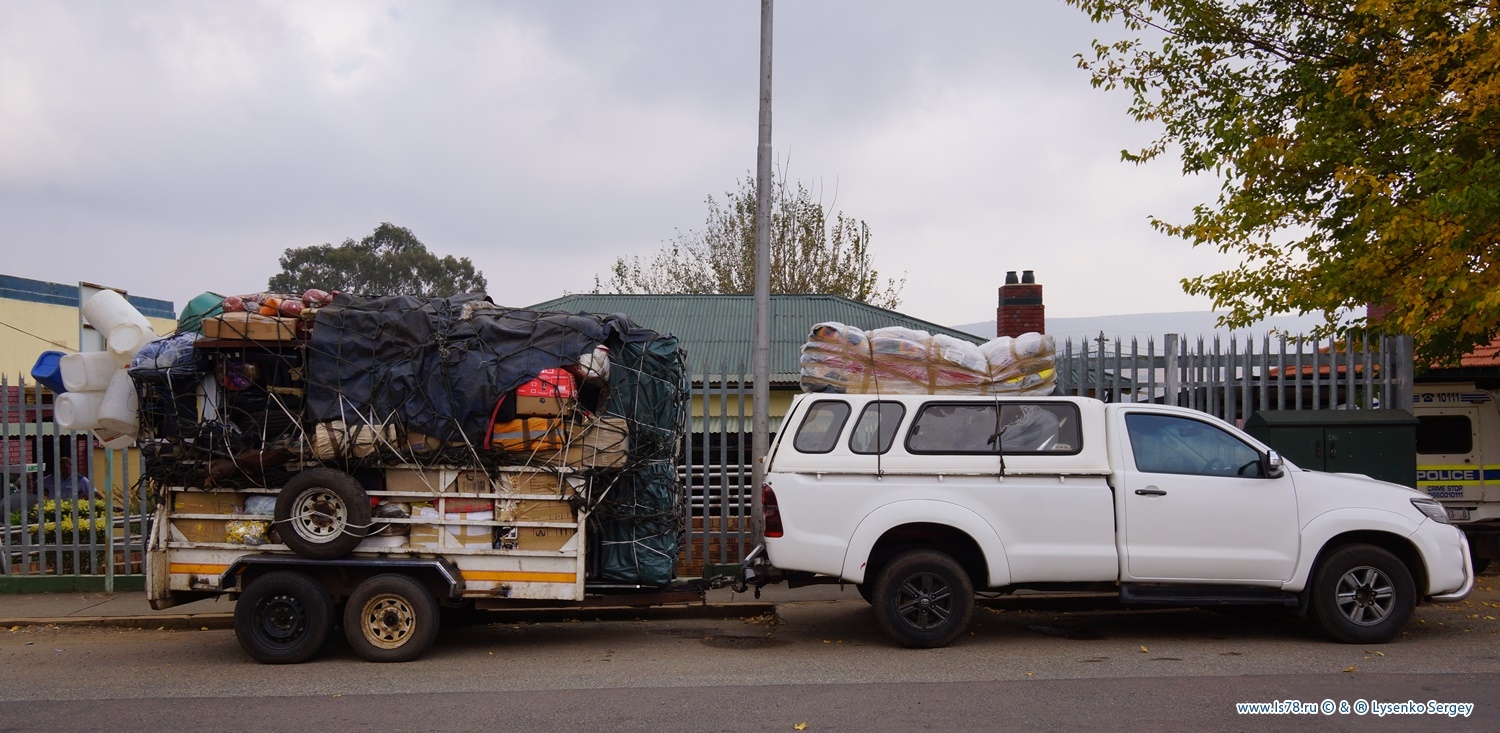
344, 574, 440, 662
234, 571, 333, 665
1310, 544, 1415, 644
871, 549, 974, 648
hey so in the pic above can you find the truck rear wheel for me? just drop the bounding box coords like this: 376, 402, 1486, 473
234, 571, 333, 665
275, 468, 370, 560
1311, 544, 1415, 644
343, 574, 440, 663
872, 549, 974, 648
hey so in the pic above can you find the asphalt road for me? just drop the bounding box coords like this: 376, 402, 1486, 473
3, 578, 1497, 732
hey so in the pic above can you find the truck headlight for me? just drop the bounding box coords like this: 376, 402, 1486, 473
1411, 498, 1451, 524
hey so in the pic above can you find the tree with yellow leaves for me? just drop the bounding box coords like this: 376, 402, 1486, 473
1066, 0, 1500, 363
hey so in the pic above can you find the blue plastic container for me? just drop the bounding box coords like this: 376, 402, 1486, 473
29, 350, 68, 394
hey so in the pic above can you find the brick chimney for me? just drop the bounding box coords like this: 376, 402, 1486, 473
997, 270, 1045, 338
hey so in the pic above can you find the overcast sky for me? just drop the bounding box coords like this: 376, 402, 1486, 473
1, 0, 1247, 327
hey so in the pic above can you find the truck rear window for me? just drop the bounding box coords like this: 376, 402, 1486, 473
906, 402, 1080, 455
793, 401, 851, 453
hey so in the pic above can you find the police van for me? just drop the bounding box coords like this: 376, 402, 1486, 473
1414, 382, 1500, 572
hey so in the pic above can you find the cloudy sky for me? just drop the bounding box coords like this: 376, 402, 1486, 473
1, 0, 1246, 328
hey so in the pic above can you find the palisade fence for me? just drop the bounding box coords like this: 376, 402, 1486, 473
1054, 332, 1414, 421
2, 375, 150, 589
1, 331, 1416, 586
675, 332, 1416, 576
678, 363, 755, 577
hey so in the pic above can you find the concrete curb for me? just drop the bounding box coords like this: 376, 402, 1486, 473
2, 614, 237, 631
1, 601, 781, 631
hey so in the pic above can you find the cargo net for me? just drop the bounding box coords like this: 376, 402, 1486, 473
799, 322, 1058, 395
131, 293, 689, 587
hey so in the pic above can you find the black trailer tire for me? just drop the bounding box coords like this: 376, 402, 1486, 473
871, 549, 974, 648
343, 574, 441, 663
1310, 544, 1415, 644
274, 468, 370, 560
234, 571, 333, 665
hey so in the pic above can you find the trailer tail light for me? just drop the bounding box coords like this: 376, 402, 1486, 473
762, 484, 783, 538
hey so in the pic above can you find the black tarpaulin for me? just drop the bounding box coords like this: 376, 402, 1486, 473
304, 293, 658, 443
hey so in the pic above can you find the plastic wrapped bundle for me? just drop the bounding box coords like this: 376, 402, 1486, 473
799, 323, 1057, 395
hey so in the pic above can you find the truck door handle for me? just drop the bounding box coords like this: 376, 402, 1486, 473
1135, 489, 1167, 496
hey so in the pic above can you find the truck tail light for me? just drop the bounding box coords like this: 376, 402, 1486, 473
762, 484, 783, 538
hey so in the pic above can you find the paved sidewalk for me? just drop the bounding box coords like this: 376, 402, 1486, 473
0, 581, 861, 630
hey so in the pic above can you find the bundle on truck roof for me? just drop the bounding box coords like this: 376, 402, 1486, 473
114, 289, 691, 663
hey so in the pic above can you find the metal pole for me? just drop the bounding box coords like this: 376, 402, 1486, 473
1164, 333, 1179, 407
751, 0, 774, 543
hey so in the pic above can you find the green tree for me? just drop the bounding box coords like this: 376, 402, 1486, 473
1067, 0, 1500, 363
269, 223, 487, 297
596, 170, 905, 309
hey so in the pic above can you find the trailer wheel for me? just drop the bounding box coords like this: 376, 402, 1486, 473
234, 571, 333, 665
1311, 544, 1415, 644
275, 468, 370, 560
872, 549, 974, 648
344, 574, 440, 663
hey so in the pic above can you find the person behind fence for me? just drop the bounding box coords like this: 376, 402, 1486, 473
3, 472, 40, 517
42, 457, 98, 501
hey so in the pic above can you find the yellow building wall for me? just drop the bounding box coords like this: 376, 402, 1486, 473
690, 388, 796, 429
1, 297, 176, 380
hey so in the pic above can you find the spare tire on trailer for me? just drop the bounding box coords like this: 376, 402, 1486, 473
274, 468, 370, 560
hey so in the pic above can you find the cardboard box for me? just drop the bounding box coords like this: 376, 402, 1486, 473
170, 519, 229, 543
498, 470, 563, 494
536, 416, 629, 468
513, 394, 576, 417
203, 312, 299, 341
496, 525, 576, 552
495, 498, 574, 524
173, 492, 243, 515
409, 525, 494, 550
410, 507, 495, 550
385, 467, 490, 494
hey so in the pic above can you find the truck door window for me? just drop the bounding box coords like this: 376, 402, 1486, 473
1125, 413, 1264, 477
906, 402, 1080, 454
850, 402, 905, 454
793, 401, 851, 454
1416, 415, 1473, 454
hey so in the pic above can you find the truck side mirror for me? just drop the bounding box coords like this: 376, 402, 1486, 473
1265, 450, 1284, 478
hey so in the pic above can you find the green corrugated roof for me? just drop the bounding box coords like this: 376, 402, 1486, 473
529, 294, 985, 385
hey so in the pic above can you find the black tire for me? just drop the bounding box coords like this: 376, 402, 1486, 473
274, 468, 370, 560
1473, 558, 1491, 575
871, 549, 974, 648
234, 571, 333, 665
343, 574, 441, 663
1310, 544, 1415, 644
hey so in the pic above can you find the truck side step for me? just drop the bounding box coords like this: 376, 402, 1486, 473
1120, 583, 1298, 607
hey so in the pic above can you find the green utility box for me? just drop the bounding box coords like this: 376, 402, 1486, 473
1244, 409, 1417, 488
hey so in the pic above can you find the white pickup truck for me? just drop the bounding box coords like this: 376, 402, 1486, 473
747, 394, 1473, 648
